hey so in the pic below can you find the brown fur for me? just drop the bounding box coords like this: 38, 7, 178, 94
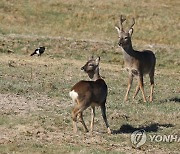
70, 57, 111, 133
115, 15, 156, 102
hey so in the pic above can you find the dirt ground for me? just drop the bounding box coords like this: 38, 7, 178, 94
0, 93, 179, 154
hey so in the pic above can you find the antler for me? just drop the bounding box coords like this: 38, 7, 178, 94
119, 15, 126, 31
129, 18, 135, 30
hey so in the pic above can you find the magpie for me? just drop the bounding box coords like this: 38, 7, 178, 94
30, 46, 45, 56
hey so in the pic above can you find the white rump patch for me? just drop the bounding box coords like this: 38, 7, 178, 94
69, 90, 78, 102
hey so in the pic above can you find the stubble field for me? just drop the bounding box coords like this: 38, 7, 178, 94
0, 0, 180, 153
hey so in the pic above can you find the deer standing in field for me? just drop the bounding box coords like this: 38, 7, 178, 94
115, 15, 156, 102
69, 56, 111, 134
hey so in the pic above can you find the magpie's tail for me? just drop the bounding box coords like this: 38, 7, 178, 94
30, 52, 36, 56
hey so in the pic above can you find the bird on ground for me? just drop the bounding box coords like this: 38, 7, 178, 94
30, 46, 45, 56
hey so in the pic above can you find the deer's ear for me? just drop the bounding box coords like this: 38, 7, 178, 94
95, 57, 100, 65
128, 28, 133, 36
88, 55, 94, 60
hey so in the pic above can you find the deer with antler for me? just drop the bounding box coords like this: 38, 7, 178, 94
115, 15, 156, 102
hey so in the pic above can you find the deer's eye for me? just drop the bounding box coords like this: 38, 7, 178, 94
124, 37, 128, 40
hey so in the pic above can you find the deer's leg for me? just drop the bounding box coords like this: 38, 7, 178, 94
133, 84, 140, 100
72, 107, 78, 133
79, 112, 89, 132
72, 121, 77, 134
138, 75, 147, 102
149, 71, 155, 102
124, 74, 133, 102
72, 103, 89, 133
100, 104, 111, 134
90, 106, 95, 133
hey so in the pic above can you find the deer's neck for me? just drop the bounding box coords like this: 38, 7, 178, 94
122, 41, 137, 58
92, 72, 101, 81
88, 68, 101, 81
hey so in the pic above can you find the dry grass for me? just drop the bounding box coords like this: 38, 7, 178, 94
0, 36, 180, 153
0, 0, 180, 153
0, 0, 180, 45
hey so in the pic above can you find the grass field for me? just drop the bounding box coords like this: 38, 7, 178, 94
0, 0, 180, 153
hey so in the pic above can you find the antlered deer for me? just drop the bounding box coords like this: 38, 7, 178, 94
69, 56, 111, 134
115, 15, 156, 102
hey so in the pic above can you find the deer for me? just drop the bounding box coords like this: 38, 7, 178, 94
115, 15, 156, 102
69, 56, 111, 134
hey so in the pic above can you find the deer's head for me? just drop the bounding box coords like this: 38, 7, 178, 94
115, 15, 135, 47
81, 56, 100, 79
